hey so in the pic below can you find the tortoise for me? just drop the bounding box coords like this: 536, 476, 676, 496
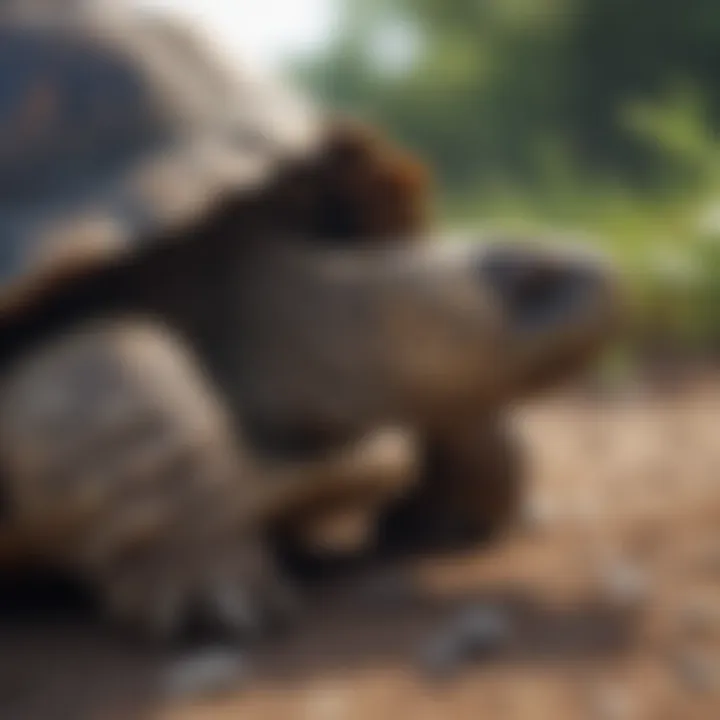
0, 6, 619, 638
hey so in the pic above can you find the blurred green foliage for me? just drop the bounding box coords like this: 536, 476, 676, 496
296, 0, 720, 355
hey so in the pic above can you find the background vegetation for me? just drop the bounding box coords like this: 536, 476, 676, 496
294, 0, 720, 362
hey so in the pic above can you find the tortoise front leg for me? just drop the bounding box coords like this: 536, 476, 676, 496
377, 417, 525, 556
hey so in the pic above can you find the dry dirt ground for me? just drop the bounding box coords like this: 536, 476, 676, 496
2, 378, 720, 720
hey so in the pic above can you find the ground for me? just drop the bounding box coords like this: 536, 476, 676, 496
2, 377, 720, 720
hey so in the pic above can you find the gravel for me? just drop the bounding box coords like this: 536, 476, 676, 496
162, 648, 251, 700
418, 604, 514, 678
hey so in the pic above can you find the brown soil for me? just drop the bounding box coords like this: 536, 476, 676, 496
3, 378, 720, 720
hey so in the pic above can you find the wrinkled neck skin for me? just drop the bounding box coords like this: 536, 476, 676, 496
228, 236, 510, 447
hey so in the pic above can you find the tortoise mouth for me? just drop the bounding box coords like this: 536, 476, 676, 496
477, 241, 620, 389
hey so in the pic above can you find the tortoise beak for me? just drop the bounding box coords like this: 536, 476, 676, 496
476, 240, 622, 391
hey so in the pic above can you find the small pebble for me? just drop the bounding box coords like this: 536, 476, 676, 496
419, 605, 513, 678
572, 488, 604, 523
302, 683, 349, 720
162, 649, 251, 700
679, 600, 720, 637
590, 684, 632, 720
673, 651, 720, 694
522, 495, 559, 532
598, 560, 651, 609
693, 545, 720, 578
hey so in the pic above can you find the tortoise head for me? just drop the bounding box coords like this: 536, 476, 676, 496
232, 233, 620, 437
381, 237, 620, 412
471, 239, 621, 397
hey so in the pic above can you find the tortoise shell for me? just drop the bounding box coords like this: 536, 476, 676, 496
0, 5, 321, 311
